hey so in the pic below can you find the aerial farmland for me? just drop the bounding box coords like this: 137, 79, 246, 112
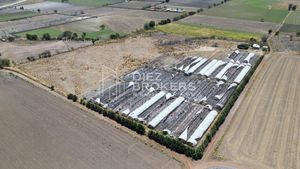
0, 0, 299, 169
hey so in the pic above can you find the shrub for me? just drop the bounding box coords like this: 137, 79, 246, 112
67, 93, 78, 102
188, 11, 196, 15
26, 34, 38, 40
85, 101, 146, 135
0, 58, 10, 68
144, 23, 151, 30
110, 33, 120, 39
42, 33, 51, 40
149, 21, 155, 28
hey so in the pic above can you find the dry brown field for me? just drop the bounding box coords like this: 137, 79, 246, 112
214, 52, 300, 169
0, 71, 182, 169
17, 36, 160, 96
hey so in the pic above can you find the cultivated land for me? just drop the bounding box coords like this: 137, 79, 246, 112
180, 15, 278, 34
0, 72, 182, 169
162, 0, 223, 8
17, 36, 160, 96
157, 23, 261, 41
214, 53, 300, 169
0, 10, 38, 22
202, 0, 288, 23
50, 0, 123, 7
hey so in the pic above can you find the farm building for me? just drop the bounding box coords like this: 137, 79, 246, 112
88, 50, 260, 145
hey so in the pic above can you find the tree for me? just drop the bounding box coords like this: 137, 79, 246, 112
37, 9, 40, 13
54, 9, 58, 13
0, 58, 10, 68
296, 32, 300, 37
149, 21, 155, 28
42, 33, 51, 40
67, 93, 78, 102
72, 32, 78, 40
144, 23, 150, 30
62, 31, 73, 39
26, 34, 38, 40
292, 5, 297, 11
100, 24, 106, 30
268, 29, 272, 35
81, 32, 86, 39
275, 31, 279, 36
165, 0, 169, 2
288, 4, 293, 11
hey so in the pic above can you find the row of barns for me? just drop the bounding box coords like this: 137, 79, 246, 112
89, 50, 259, 145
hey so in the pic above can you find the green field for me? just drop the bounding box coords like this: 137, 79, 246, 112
16, 28, 63, 38
50, 0, 123, 7
0, 11, 39, 22
157, 23, 261, 41
202, 0, 288, 23
16, 27, 124, 40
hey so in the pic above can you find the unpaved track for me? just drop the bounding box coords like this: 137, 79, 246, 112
216, 53, 300, 169
0, 72, 182, 169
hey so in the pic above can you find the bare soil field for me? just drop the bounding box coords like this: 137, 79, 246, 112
180, 15, 278, 34
269, 33, 300, 52
214, 52, 300, 169
109, 1, 161, 9
66, 7, 181, 33
17, 36, 160, 96
0, 40, 92, 64
17, 35, 242, 97
0, 71, 182, 169
18, 1, 90, 13
0, 14, 90, 35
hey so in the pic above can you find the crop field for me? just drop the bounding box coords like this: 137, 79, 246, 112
202, 0, 289, 23
109, 1, 161, 9
214, 53, 300, 169
163, 0, 224, 8
57, 7, 180, 33
0, 11, 38, 22
16, 27, 63, 38
0, 14, 91, 36
17, 36, 160, 96
0, 40, 92, 64
88, 50, 260, 145
281, 11, 300, 32
0, 72, 182, 169
180, 15, 278, 34
157, 23, 261, 41
19, 1, 89, 13
50, 0, 124, 7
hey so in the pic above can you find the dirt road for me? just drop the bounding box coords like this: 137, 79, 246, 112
214, 52, 300, 169
0, 71, 182, 169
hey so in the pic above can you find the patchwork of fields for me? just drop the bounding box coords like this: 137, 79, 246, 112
202, 0, 289, 23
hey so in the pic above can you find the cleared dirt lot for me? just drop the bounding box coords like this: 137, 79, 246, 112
215, 53, 300, 169
17, 36, 160, 96
0, 71, 182, 169
0, 40, 92, 64
180, 15, 278, 34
